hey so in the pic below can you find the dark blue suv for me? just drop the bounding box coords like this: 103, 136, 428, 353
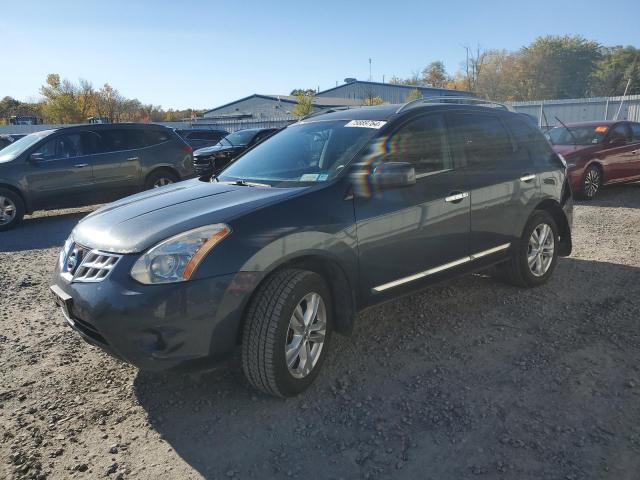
51, 100, 573, 397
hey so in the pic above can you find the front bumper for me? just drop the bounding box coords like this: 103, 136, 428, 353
51, 254, 259, 371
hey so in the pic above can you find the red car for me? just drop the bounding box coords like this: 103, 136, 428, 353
547, 121, 640, 199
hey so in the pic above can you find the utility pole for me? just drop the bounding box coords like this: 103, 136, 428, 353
369, 58, 372, 82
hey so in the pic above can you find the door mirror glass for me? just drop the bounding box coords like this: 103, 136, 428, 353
371, 162, 416, 189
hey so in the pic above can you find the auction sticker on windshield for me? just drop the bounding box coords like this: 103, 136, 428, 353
345, 120, 387, 129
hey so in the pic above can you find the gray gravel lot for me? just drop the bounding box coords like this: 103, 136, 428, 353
1, 185, 640, 480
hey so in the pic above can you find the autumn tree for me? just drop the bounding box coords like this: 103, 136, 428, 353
292, 91, 315, 117
591, 46, 640, 96
422, 61, 449, 88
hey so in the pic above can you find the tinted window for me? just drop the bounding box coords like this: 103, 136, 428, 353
33, 133, 92, 160
145, 129, 172, 145
189, 130, 224, 140
385, 114, 452, 175
503, 114, 554, 161
97, 129, 147, 152
448, 113, 513, 167
609, 123, 631, 142
252, 130, 276, 144
631, 123, 640, 141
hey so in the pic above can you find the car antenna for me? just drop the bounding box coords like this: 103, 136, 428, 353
554, 116, 578, 146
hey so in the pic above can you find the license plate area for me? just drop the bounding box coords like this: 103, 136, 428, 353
51, 284, 74, 325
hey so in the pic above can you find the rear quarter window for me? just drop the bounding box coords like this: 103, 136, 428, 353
503, 114, 555, 164
145, 129, 172, 146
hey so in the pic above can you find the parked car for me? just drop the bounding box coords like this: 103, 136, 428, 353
192, 128, 279, 177
547, 120, 640, 199
0, 123, 194, 230
175, 128, 228, 151
0, 134, 26, 151
51, 103, 572, 397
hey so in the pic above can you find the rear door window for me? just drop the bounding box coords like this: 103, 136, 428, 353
447, 113, 514, 167
503, 114, 554, 163
631, 123, 640, 141
97, 129, 147, 153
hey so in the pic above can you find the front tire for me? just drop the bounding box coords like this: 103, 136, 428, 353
0, 188, 25, 231
145, 170, 179, 189
499, 210, 559, 288
242, 269, 332, 397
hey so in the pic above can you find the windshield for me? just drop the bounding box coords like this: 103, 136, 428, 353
218, 129, 258, 147
547, 125, 609, 145
0, 132, 50, 162
218, 120, 380, 185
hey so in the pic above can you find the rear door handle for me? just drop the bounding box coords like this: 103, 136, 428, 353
74, 163, 89, 168
125, 157, 139, 162
445, 191, 469, 203
520, 174, 536, 182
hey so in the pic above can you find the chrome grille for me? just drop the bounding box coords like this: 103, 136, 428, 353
61, 242, 121, 283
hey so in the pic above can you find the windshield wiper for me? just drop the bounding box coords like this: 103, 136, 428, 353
222, 180, 271, 188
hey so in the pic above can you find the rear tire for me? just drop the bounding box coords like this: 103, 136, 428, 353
145, 169, 179, 189
499, 210, 559, 288
242, 269, 332, 397
0, 188, 25, 231
580, 164, 601, 200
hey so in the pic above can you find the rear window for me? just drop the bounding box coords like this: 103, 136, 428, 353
188, 130, 225, 140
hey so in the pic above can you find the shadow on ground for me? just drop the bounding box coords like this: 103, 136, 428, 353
575, 181, 640, 209
133, 257, 640, 479
0, 208, 94, 252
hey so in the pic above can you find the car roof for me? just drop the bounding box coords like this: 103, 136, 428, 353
300, 103, 516, 123
44, 123, 173, 134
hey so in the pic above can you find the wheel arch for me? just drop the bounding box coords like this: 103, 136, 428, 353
235, 253, 358, 344
144, 166, 181, 184
534, 198, 572, 256
0, 183, 30, 214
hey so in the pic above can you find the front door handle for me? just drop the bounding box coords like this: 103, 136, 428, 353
520, 174, 536, 182
445, 191, 469, 203
125, 157, 139, 162
74, 163, 89, 168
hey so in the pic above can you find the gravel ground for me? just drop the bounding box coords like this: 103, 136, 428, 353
1, 185, 640, 480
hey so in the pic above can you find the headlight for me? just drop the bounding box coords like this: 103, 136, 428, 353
130, 224, 231, 284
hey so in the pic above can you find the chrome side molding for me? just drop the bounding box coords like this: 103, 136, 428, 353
372, 243, 511, 293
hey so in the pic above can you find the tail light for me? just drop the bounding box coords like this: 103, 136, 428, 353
182, 144, 193, 154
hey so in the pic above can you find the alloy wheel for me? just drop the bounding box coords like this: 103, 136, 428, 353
584, 168, 600, 198
153, 177, 173, 188
527, 223, 555, 277
285, 292, 327, 379
0, 195, 16, 226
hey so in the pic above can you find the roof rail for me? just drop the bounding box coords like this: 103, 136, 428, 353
396, 96, 509, 113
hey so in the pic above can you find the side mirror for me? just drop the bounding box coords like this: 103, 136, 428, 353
371, 162, 416, 189
29, 152, 44, 163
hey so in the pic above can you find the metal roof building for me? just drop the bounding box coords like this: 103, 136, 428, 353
316, 79, 473, 104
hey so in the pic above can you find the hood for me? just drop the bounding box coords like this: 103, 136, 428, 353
552, 144, 597, 158
193, 144, 235, 156
72, 178, 303, 253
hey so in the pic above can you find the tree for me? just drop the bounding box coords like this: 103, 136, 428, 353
362, 96, 384, 106
422, 61, 448, 88
290, 88, 316, 96
474, 50, 524, 101
292, 92, 315, 117
519, 35, 601, 100
40, 74, 83, 123
406, 89, 422, 101
591, 46, 640, 96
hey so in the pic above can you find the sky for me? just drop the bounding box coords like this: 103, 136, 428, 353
1, 0, 638, 110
